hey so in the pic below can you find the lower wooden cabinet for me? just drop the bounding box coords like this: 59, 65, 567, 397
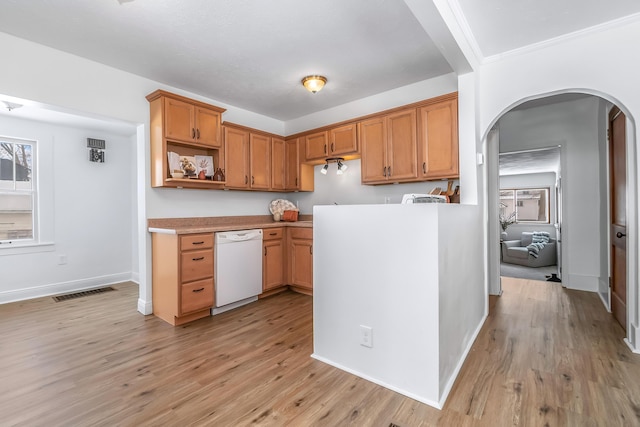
263, 227, 285, 294
287, 228, 313, 294
152, 232, 215, 326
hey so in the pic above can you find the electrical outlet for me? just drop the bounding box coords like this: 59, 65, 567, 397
360, 325, 373, 348
58, 254, 67, 265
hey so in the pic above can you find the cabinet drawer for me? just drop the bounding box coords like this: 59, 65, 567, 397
263, 228, 284, 240
180, 233, 213, 250
181, 249, 213, 283
288, 227, 312, 240
181, 278, 214, 314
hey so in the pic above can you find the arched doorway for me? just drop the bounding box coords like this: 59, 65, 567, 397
484, 90, 638, 346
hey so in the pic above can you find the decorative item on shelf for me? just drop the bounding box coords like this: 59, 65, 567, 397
195, 155, 214, 179
269, 199, 298, 222
198, 170, 206, 180
213, 167, 225, 182
167, 151, 180, 173
170, 170, 184, 179
282, 210, 299, 222
180, 156, 197, 177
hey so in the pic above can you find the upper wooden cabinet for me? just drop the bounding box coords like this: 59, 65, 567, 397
329, 123, 358, 156
271, 137, 286, 191
305, 124, 358, 162
147, 90, 227, 189
360, 108, 418, 184
418, 97, 459, 180
285, 138, 314, 192
224, 124, 272, 190
305, 131, 329, 161
250, 133, 271, 190
159, 92, 223, 147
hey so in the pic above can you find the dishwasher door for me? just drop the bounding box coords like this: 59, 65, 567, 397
214, 229, 263, 309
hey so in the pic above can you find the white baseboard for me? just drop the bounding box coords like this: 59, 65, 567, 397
438, 312, 487, 408
310, 353, 441, 410
131, 271, 140, 284
137, 297, 153, 315
626, 323, 640, 354
0, 272, 135, 304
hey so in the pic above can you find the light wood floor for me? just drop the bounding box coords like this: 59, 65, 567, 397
1, 278, 638, 426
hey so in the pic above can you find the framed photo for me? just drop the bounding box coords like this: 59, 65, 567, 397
194, 155, 214, 177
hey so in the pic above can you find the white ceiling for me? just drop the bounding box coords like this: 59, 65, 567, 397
1, 0, 640, 129
499, 147, 561, 176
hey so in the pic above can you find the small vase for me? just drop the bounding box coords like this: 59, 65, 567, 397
500, 231, 508, 241
198, 170, 206, 180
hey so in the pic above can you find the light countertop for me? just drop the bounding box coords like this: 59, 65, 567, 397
148, 215, 312, 235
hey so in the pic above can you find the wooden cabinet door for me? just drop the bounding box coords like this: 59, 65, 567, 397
195, 106, 222, 147
285, 138, 300, 190
224, 127, 250, 188
250, 133, 271, 189
386, 109, 418, 182
263, 238, 284, 291
418, 99, 458, 179
289, 229, 313, 291
359, 117, 387, 183
330, 123, 358, 156
165, 97, 195, 142
271, 137, 285, 191
305, 131, 329, 161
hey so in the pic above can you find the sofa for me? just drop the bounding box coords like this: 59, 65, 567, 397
501, 231, 557, 267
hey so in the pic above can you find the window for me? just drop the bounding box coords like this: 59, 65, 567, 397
0, 137, 36, 243
500, 188, 549, 224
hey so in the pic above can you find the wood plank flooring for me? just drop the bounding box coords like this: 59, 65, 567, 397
1, 277, 639, 426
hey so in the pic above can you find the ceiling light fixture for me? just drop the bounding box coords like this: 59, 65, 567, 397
320, 163, 329, 175
301, 75, 327, 94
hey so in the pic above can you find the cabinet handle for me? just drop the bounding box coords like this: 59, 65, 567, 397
324, 144, 327, 154
388, 166, 392, 176
264, 247, 267, 256
269, 232, 277, 236
192, 241, 205, 245
192, 257, 204, 261
192, 128, 195, 139
423, 162, 426, 174
310, 245, 313, 255
196, 128, 200, 139
383, 166, 387, 177
192, 287, 205, 293
245, 175, 248, 184
252, 176, 255, 185
331, 143, 334, 152
295, 178, 298, 186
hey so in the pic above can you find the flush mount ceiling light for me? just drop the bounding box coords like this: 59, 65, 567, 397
321, 157, 347, 175
301, 75, 327, 94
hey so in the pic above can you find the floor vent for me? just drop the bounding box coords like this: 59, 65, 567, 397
53, 287, 115, 302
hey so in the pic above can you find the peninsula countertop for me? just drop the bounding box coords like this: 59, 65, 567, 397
148, 214, 313, 235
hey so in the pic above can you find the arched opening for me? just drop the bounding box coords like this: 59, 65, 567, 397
483, 89, 638, 346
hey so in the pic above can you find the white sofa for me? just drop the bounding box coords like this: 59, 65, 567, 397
501, 231, 557, 267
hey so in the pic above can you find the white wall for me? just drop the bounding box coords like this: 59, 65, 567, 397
0, 115, 133, 302
477, 19, 640, 350
498, 98, 603, 291
313, 203, 484, 407
499, 172, 557, 241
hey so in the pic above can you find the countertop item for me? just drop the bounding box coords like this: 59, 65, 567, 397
148, 215, 312, 235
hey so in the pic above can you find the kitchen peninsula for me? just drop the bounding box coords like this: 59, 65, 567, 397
148, 215, 312, 325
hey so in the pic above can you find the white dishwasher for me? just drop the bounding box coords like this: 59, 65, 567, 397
212, 229, 263, 315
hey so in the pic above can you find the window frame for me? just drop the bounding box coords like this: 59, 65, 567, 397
500, 187, 550, 224
0, 136, 38, 246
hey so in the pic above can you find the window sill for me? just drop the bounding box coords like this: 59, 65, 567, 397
0, 241, 55, 256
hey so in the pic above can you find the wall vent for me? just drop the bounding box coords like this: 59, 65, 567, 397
87, 138, 106, 149
53, 286, 115, 302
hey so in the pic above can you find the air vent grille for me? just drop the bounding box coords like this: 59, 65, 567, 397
87, 138, 106, 149
53, 287, 115, 302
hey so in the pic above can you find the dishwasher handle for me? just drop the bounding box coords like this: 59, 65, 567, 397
216, 229, 263, 244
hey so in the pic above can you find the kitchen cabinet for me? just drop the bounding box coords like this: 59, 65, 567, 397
304, 131, 329, 161
360, 108, 418, 184
263, 227, 286, 295
418, 97, 459, 180
271, 137, 286, 191
285, 138, 314, 192
147, 90, 227, 189
288, 227, 313, 295
305, 124, 358, 162
152, 232, 215, 326
224, 124, 271, 190
329, 123, 358, 157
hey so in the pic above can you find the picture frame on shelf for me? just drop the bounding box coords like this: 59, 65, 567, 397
195, 155, 214, 177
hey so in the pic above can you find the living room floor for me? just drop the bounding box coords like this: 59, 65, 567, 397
1, 278, 637, 426
501, 262, 558, 282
